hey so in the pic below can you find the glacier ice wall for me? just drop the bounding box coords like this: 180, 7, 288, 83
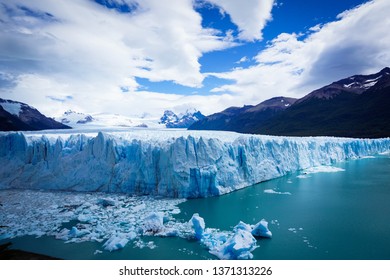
0, 130, 389, 198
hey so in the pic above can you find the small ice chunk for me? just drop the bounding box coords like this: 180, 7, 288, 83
97, 198, 116, 207
288, 228, 297, 233
170, 208, 181, 215
264, 189, 291, 195
127, 231, 137, 240
251, 219, 272, 238
233, 221, 252, 232
210, 229, 257, 260
190, 213, 205, 240
147, 241, 157, 249
303, 166, 345, 174
78, 214, 93, 223
103, 235, 129, 251
143, 212, 164, 234
94, 250, 103, 255
132, 203, 145, 212
297, 174, 311, 179
68, 226, 89, 238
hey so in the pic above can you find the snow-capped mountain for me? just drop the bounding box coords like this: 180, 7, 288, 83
56, 109, 205, 129
58, 110, 94, 126
160, 108, 205, 128
191, 67, 390, 138
299, 66, 390, 101
56, 110, 165, 129
0, 98, 70, 131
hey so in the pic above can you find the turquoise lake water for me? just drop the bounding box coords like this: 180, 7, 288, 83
2, 156, 390, 259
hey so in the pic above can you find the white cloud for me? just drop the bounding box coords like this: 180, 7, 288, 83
207, 0, 275, 41
236, 56, 249, 64
0, 0, 236, 116
208, 0, 390, 105
1, 0, 389, 119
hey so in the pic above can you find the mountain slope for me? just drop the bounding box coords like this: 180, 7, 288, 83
190, 67, 390, 138
189, 97, 297, 132
255, 67, 390, 138
0, 99, 70, 131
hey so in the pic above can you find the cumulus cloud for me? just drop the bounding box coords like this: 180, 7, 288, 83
209, 0, 390, 105
207, 0, 275, 41
0, 0, 236, 116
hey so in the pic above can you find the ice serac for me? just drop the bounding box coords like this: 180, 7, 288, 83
1, 130, 390, 198
190, 213, 205, 240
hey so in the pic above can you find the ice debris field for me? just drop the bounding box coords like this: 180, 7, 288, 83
1, 129, 390, 198
1, 129, 390, 259
0, 189, 271, 259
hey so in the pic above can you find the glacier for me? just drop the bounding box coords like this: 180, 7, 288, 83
1, 129, 390, 198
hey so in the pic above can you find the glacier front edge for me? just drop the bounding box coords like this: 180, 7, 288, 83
1, 130, 389, 198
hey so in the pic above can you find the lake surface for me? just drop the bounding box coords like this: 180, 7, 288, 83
2, 156, 390, 259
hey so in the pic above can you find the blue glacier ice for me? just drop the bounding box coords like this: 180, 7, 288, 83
0, 129, 389, 198
142, 212, 165, 234
251, 219, 272, 238
193, 217, 270, 260
190, 213, 205, 240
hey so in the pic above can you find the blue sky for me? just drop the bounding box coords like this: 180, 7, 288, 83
1, 0, 389, 117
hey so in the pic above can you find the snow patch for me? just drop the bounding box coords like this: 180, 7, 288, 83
0, 101, 22, 116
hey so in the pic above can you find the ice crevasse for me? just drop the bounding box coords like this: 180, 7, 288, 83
0, 130, 389, 198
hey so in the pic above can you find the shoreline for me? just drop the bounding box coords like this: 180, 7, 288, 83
0, 242, 61, 260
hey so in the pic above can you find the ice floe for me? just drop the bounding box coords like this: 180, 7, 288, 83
297, 166, 345, 179
0, 189, 272, 259
264, 189, 292, 195
0, 189, 184, 248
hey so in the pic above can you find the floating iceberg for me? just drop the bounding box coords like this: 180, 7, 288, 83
1, 130, 389, 198
210, 229, 258, 260
264, 189, 292, 195
103, 234, 132, 251
251, 219, 272, 238
142, 212, 165, 234
190, 213, 205, 240
189, 214, 272, 260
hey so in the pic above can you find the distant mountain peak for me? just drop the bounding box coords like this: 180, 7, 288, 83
189, 96, 297, 132
57, 110, 94, 126
302, 67, 390, 101
160, 109, 205, 128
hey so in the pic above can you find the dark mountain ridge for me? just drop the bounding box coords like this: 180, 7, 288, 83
189, 97, 297, 132
189, 67, 390, 138
0, 98, 70, 131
